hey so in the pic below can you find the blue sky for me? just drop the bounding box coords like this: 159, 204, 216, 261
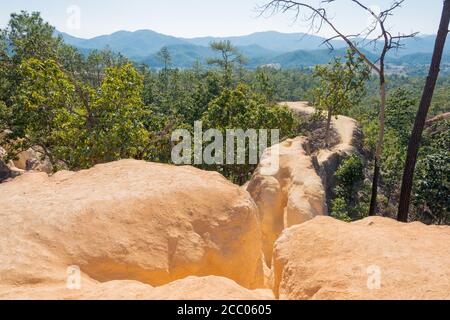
0, 0, 443, 39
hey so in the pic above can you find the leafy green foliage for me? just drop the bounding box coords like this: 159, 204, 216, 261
414, 151, 449, 225
202, 84, 297, 184
380, 130, 406, 201
156, 46, 172, 70
9, 58, 79, 166
4, 59, 149, 170
6, 11, 61, 62
331, 154, 367, 221
75, 63, 149, 168
385, 87, 418, 144
413, 121, 450, 225
312, 50, 370, 145
352, 84, 446, 220
83, 48, 129, 87
0, 101, 9, 136
253, 67, 276, 102
208, 40, 247, 87
0, 12, 299, 185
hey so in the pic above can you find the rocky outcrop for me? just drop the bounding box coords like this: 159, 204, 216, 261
0, 160, 264, 293
315, 116, 363, 207
273, 216, 450, 300
12, 147, 53, 173
0, 276, 274, 300
0, 160, 10, 182
281, 101, 316, 118
247, 101, 359, 267
0, 145, 51, 183
0, 147, 11, 182
281, 101, 363, 208
280, 102, 361, 150
247, 137, 326, 266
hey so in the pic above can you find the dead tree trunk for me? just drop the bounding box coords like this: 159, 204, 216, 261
369, 47, 388, 216
398, 0, 450, 222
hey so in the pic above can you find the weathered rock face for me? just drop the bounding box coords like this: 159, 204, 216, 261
0, 145, 51, 183
0, 147, 11, 182
0, 276, 274, 300
273, 216, 450, 300
315, 115, 363, 207
281, 101, 364, 208
281, 101, 315, 117
149, 276, 274, 300
0, 160, 10, 182
0, 160, 264, 291
12, 147, 53, 174
247, 137, 326, 267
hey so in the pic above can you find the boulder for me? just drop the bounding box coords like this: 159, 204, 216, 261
0, 159, 10, 182
0, 148, 10, 182
0, 147, 11, 182
247, 137, 326, 266
273, 216, 450, 300
13, 147, 53, 173
0, 276, 274, 300
0, 160, 264, 290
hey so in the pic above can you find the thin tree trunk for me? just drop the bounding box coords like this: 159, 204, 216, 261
325, 108, 333, 147
398, 0, 450, 222
369, 75, 386, 216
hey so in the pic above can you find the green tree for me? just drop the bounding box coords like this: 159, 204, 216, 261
0, 11, 63, 107
85, 48, 128, 87
385, 87, 418, 144
202, 84, 297, 184
380, 130, 406, 210
57, 43, 85, 77
156, 46, 172, 71
313, 50, 370, 147
413, 121, 449, 225
8, 58, 80, 167
414, 151, 449, 225
0, 30, 12, 104
79, 63, 149, 167
331, 154, 366, 221
5, 58, 150, 170
207, 40, 247, 88
398, 0, 450, 222
4, 11, 61, 63
0, 100, 10, 134
156, 46, 172, 92
254, 67, 276, 102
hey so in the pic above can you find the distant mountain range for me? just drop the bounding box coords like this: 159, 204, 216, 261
56, 30, 450, 69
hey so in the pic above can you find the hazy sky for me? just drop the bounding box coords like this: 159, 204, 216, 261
0, 0, 443, 39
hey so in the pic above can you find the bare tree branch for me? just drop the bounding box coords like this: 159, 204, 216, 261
259, 0, 418, 74
259, 0, 418, 216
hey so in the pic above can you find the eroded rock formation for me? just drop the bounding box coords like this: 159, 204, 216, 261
12, 147, 53, 173
0, 160, 264, 296
0, 145, 52, 183
273, 216, 450, 300
2, 103, 449, 301
0, 276, 274, 300
281, 101, 364, 208
247, 137, 326, 266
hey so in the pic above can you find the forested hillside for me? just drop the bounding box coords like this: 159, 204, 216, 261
0, 11, 448, 225
57, 29, 450, 72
